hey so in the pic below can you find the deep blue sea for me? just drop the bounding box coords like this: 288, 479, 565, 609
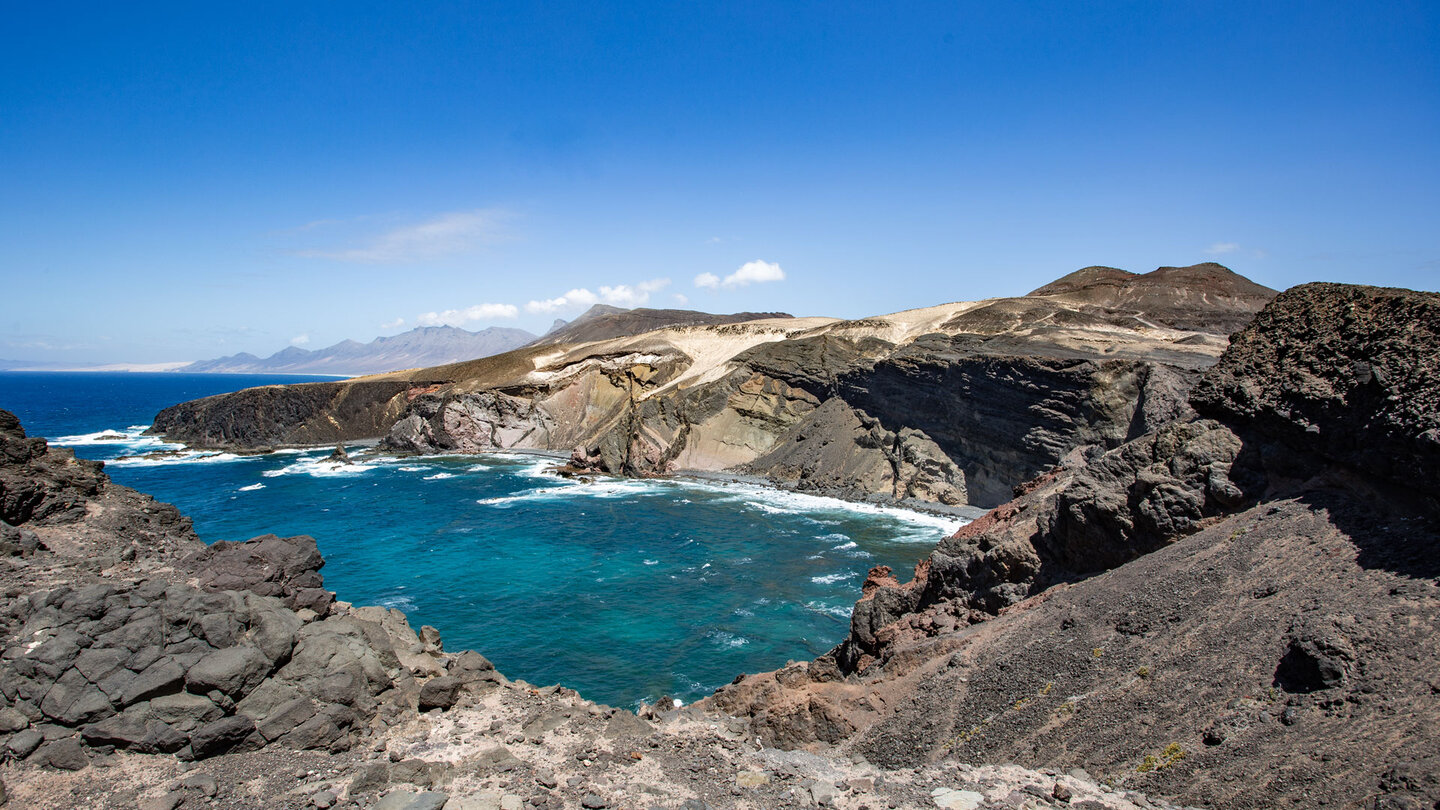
0, 372, 962, 707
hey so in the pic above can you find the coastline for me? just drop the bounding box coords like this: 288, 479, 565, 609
136, 432, 988, 526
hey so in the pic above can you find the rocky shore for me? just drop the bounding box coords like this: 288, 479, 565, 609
707, 282, 1440, 808
0, 409, 1179, 808
6, 275, 1435, 809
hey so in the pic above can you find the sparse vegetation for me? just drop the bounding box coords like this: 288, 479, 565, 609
1137, 743, 1187, 773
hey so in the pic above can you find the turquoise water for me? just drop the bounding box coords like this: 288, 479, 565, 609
0, 372, 960, 707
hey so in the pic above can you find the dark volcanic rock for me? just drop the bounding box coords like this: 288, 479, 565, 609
0, 410, 104, 525
183, 533, 332, 614
1192, 282, 1440, 509
710, 281, 1440, 809
148, 380, 422, 449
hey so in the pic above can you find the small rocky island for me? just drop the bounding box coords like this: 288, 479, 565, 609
1, 276, 1437, 809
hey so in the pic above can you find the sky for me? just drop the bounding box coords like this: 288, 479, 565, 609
2, 1, 1437, 364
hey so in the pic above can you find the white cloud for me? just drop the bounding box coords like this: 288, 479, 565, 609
695, 260, 786, 290
416, 303, 520, 327
526, 288, 598, 314
380, 317, 406, 330
525, 278, 670, 313
290, 334, 310, 346
295, 208, 512, 263
1206, 242, 1242, 255
672, 293, 689, 305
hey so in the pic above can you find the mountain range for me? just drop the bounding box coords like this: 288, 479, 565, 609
175, 325, 539, 376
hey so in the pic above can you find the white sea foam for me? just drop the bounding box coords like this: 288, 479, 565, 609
683, 480, 967, 539
108, 450, 244, 467
707, 630, 749, 648
805, 601, 854, 620
422, 472, 455, 480
811, 572, 851, 585
238, 483, 265, 492
398, 466, 427, 472
643, 559, 659, 566
263, 457, 378, 477
51, 425, 183, 452
378, 594, 415, 611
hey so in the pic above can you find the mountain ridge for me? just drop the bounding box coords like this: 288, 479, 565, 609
150, 263, 1277, 509
178, 325, 538, 376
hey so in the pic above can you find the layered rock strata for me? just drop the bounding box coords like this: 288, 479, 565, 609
153, 263, 1275, 510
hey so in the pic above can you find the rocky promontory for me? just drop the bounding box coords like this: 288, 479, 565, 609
708, 282, 1440, 808
151, 264, 1276, 510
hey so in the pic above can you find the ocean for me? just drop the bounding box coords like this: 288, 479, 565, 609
0, 372, 963, 708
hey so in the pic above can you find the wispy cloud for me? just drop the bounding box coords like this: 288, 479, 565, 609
694, 260, 785, 290
380, 317, 406, 330
290, 334, 311, 346
295, 208, 514, 263
416, 303, 520, 327
673, 293, 689, 306
525, 278, 670, 313
1205, 242, 1268, 260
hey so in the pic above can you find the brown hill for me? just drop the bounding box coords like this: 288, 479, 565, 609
1027, 262, 1278, 334
531, 304, 793, 346
707, 282, 1440, 809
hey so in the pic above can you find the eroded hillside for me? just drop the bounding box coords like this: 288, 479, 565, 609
706, 282, 1440, 809
151, 263, 1275, 509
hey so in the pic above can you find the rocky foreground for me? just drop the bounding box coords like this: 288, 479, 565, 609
4, 277, 1436, 809
0, 410, 1176, 808
707, 283, 1440, 808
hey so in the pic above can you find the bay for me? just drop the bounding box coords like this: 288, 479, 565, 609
0, 372, 961, 707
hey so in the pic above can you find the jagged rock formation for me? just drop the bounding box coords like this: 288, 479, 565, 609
150, 379, 433, 449
152, 264, 1275, 509
1, 410, 496, 769
0, 410, 1187, 809
706, 282, 1440, 809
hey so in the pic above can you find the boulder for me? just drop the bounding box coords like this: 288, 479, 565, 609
184, 715, 257, 760
185, 644, 273, 697
417, 676, 462, 711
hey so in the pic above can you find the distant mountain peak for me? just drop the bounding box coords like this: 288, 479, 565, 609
178, 324, 538, 376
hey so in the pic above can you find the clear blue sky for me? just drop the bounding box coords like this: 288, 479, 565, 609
3, 1, 1437, 363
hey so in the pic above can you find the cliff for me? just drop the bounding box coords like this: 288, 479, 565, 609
152, 263, 1275, 510
0, 411, 1183, 809
707, 282, 1440, 809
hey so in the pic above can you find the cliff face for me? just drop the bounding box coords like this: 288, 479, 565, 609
706, 282, 1440, 809
149, 380, 434, 449
148, 264, 1273, 509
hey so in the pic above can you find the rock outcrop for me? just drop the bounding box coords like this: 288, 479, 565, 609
707, 282, 1440, 809
149, 264, 1275, 509
0, 410, 1190, 810
0, 410, 497, 771
150, 380, 431, 449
